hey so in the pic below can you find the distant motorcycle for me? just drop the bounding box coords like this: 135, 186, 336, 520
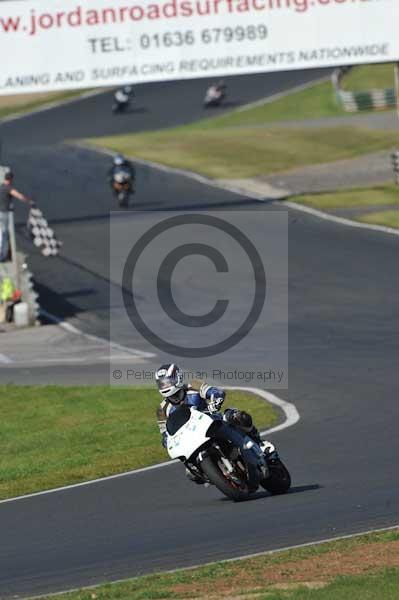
203, 84, 226, 108
112, 86, 134, 114
111, 168, 134, 207
166, 406, 291, 501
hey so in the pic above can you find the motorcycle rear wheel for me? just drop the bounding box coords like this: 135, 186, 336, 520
201, 455, 250, 502
261, 459, 291, 495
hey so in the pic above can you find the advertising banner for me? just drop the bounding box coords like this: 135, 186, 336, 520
1, 0, 397, 95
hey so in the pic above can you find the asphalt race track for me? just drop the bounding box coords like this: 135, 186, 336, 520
1, 70, 399, 597
0, 69, 327, 149
0, 68, 328, 353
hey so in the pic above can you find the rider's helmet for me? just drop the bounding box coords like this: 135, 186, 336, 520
217, 79, 226, 90
155, 363, 185, 404
113, 154, 125, 167
123, 85, 133, 95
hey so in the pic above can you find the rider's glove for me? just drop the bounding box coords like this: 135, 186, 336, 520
161, 431, 168, 448
200, 384, 225, 400
208, 394, 224, 414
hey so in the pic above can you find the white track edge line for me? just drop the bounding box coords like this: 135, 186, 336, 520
24, 523, 399, 600
223, 385, 299, 435
40, 308, 156, 359
78, 144, 399, 237
285, 200, 399, 237
0, 386, 298, 505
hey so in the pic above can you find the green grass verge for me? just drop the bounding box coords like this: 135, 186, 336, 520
342, 63, 395, 92
37, 529, 399, 599
0, 89, 93, 120
357, 210, 399, 229
292, 186, 399, 210
0, 385, 278, 500
214, 66, 396, 128
85, 126, 398, 180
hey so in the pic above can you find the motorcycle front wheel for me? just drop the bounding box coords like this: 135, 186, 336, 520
200, 455, 250, 502
261, 459, 291, 495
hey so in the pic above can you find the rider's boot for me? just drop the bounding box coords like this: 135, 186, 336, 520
248, 426, 276, 460
258, 439, 274, 453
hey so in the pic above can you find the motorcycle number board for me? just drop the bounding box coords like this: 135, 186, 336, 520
1, 0, 397, 94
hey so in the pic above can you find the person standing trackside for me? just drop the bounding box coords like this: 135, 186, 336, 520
0, 171, 31, 262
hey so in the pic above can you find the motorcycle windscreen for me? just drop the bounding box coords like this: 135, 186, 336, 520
166, 405, 191, 435
167, 409, 214, 461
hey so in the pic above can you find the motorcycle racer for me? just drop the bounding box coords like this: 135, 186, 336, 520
112, 85, 134, 113
155, 363, 274, 483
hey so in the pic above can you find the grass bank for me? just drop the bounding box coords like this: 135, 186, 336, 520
342, 63, 395, 92
85, 72, 399, 179
358, 210, 399, 229
203, 65, 395, 131
210, 65, 395, 128
289, 186, 399, 230
38, 528, 399, 599
86, 126, 398, 180
0, 385, 277, 500
292, 186, 399, 210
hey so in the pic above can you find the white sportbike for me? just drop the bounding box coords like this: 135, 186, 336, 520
166, 406, 291, 502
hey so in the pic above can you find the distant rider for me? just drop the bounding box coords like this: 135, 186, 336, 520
108, 154, 136, 186
155, 363, 272, 483
208, 79, 226, 100
113, 85, 134, 108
